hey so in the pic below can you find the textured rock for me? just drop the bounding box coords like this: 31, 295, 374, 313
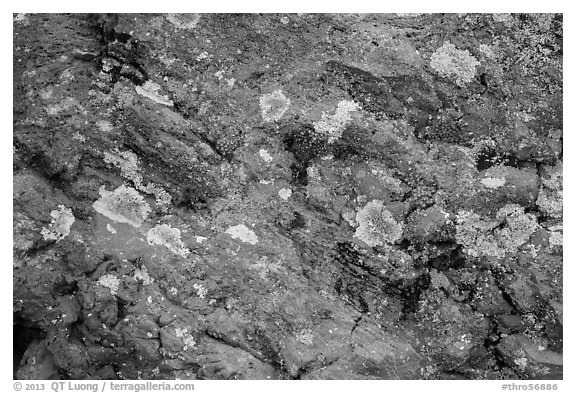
13, 13, 562, 380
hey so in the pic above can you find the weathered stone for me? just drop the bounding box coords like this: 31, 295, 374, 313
13, 13, 562, 380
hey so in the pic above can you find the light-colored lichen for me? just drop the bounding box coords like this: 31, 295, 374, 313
496, 204, 539, 251
174, 327, 197, 351
295, 328, 314, 346
278, 188, 292, 200
134, 266, 154, 285
478, 44, 497, 60
96, 120, 113, 132
354, 200, 403, 247
259, 90, 291, 122
455, 204, 539, 259
166, 13, 201, 30
104, 150, 139, 180
225, 224, 258, 245
41, 205, 75, 242
313, 100, 360, 143
93, 185, 152, 227
72, 132, 86, 142
196, 51, 210, 61
98, 274, 121, 295
147, 224, 190, 257
135, 81, 174, 106
536, 163, 562, 219
259, 149, 273, 163
193, 283, 208, 299
548, 228, 562, 248
481, 177, 506, 189
492, 13, 514, 24
430, 42, 480, 86
104, 149, 172, 207
14, 13, 29, 24
306, 165, 320, 180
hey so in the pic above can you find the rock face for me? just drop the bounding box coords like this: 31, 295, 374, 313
13, 13, 562, 380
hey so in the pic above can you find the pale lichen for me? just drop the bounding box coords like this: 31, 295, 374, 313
354, 200, 403, 247
193, 283, 208, 299
14, 13, 29, 25
536, 162, 562, 219
41, 205, 75, 242
93, 185, 152, 227
174, 327, 197, 351
134, 266, 154, 285
259, 149, 273, 163
313, 100, 360, 143
104, 149, 172, 207
548, 227, 562, 249
166, 13, 201, 30
278, 188, 292, 200
225, 224, 258, 245
430, 42, 480, 86
480, 177, 506, 189
95, 120, 113, 133
295, 328, 314, 346
104, 150, 139, 180
135, 81, 174, 106
147, 224, 190, 257
259, 90, 291, 122
98, 274, 121, 296
478, 43, 498, 60
72, 132, 86, 142
455, 204, 539, 259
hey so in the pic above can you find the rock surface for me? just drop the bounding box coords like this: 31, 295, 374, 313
13, 13, 562, 380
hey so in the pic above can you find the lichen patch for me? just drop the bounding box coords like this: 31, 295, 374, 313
135, 81, 174, 106
104, 149, 172, 207
259, 149, 274, 163
93, 185, 151, 228
455, 204, 539, 259
260, 90, 290, 122
481, 177, 506, 189
278, 188, 292, 200
147, 224, 190, 257
41, 205, 75, 242
430, 42, 480, 86
313, 100, 359, 143
225, 224, 259, 245
166, 13, 201, 30
354, 200, 403, 247
98, 274, 121, 296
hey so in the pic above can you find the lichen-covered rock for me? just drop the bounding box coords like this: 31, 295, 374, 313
472, 166, 541, 212
92, 185, 152, 227
430, 42, 481, 86
354, 200, 404, 247
496, 334, 562, 379
13, 13, 562, 381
